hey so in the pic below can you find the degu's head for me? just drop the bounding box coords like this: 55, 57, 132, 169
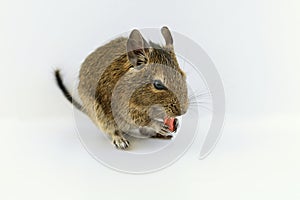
123, 27, 189, 120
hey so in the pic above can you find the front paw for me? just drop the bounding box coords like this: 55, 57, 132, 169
151, 120, 171, 136
112, 135, 130, 149
151, 133, 173, 139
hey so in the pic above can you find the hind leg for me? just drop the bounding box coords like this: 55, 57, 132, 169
111, 130, 130, 149
94, 113, 130, 150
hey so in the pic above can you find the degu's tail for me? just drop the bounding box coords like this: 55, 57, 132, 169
54, 69, 84, 112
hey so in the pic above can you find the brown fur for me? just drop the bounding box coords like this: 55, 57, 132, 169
77, 27, 188, 149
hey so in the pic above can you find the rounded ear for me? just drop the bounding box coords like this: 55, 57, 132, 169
127, 29, 149, 67
161, 26, 173, 49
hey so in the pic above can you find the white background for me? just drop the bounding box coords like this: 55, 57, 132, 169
0, 0, 300, 199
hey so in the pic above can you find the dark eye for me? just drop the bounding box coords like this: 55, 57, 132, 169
153, 80, 166, 90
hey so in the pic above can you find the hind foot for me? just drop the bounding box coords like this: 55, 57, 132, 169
112, 131, 130, 149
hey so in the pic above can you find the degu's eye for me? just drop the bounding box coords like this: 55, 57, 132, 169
153, 80, 166, 90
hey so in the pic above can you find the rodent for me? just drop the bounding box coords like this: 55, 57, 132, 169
55, 26, 188, 150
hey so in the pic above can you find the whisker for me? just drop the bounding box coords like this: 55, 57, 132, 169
189, 90, 210, 96
189, 92, 211, 100
189, 100, 211, 104
189, 100, 211, 106
150, 110, 167, 119
189, 87, 224, 101
189, 104, 212, 112
189, 102, 212, 107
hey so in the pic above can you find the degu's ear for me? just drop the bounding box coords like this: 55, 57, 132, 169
161, 26, 174, 50
127, 29, 149, 67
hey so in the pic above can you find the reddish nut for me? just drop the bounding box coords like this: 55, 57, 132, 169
164, 117, 178, 132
